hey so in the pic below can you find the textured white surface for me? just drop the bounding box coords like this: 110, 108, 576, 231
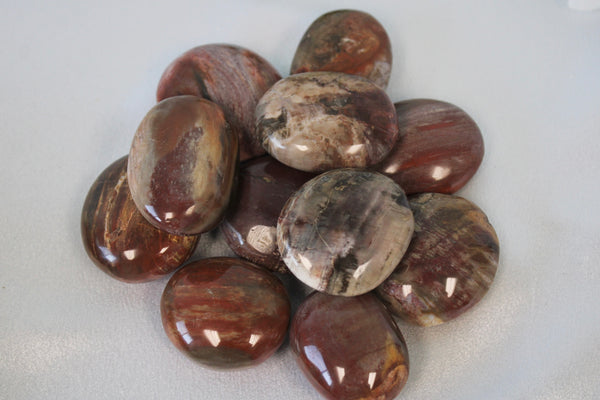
1, 1, 599, 399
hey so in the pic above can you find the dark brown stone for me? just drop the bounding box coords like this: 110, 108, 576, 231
160, 257, 290, 369
128, 96, 238, 235
256, 72, 398, 172
81, 156, 198, 283
157, 44, 281, 161
290, 292, 409, 400
291, 10, 392, 89
220, 156, 315, 273
377, 193, 499, 326
375, 99, 484, 194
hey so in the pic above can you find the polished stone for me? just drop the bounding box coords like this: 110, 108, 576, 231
377, 193, 499, 326
290, 292, 409, 400
128, 96, 237, 235
375, 99, 484, 194
291, 9, 392, 89
161, 257, 290, 369
221, 156, 315, 273
256, 72, 399, 172
81, 156, 198, 282
157, 44, 281, 161
278, 169, 414, 296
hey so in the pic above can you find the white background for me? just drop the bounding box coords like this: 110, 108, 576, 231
1, 1, 599, 399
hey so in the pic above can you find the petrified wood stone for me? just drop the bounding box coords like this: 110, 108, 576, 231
290, 292, 409, 400
376, 99, 484, 194
221, 156, 315, 273
278, 169, 414, 296
161, 257, 290, 369
291, 9, 392, 89
256, 72, 398, 172
157, 44, 281, 161
128, 96, 237, 235
377, 193, 499, 326
81, 156, 198, 282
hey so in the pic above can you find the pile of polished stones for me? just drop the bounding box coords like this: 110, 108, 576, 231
81, 9, 500, 400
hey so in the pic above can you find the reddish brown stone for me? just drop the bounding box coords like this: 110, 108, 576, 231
291, 10, 392, 89
256, 72, 399, 172
161, 257, 290, 369
220, 156, 315, 273
128, 96, 238, 235
377, 193, 499, 326
81, 156, 198, 283
290, 292, 409, 400
375, 99, 484, 194
156, 44, 281, 161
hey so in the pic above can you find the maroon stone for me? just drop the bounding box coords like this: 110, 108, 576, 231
157, 44, 281, 161
377, 193, 499, 326
375, 99, 484, 194
220, 156, 315, 273
161, 257, 290, 369
128, 96, 238, 235
290, 292, 409, 400
291, 9, 392, 89
81, 156, 198, 283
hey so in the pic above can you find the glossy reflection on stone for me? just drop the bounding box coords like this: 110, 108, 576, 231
128, 96, 237, 235
377, 193, 499, 326
291, 292, 409, 400
221, 156, 315, 273
157, 44, 281, 161
81, 156, 198, 282
278, 169, 414, 296
376, 99, 484, 194
256, 72, 398, 172
291, 9, 392, 89
161, 257, 290, 369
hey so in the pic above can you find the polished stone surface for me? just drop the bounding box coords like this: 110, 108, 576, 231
256, 72, 398, 172
376, 99, 484, 194
291, 9, 392, 89
81, 156, 198, 282
157, 44, 281, 161
128, 96, 237, 235
290, 292, 409, 400
161, 257, 290, 369
221, 156, 315, 273
377, 193, 499, 326
278, 169, 414, 296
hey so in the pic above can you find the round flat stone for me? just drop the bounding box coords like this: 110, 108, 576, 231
157, 44, 281, 161
128, 96, 237, 235
221, 156, 315, 273
291, 9, 392, 89
278, 169, 414, 296
256, 71, 399, 172
377, 193, 499, 326
375, 99, 484, 194
290, 292, 409, 400
160, 257, 290, 369
81, 156, 198, 282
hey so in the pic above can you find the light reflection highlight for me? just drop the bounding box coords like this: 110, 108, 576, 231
401, 284, 412, 297
367, 371, 377, 389
122, 249, 137, 260
445, 277, 457, 297
304, 345, 333, 387
176, 321, 193, 345
203, 329, 221, 347
249, 333, 261, 347
431, 166, 451, 181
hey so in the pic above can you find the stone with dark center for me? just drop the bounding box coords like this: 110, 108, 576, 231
375, 99, 484, 194
278, 169, 414, 296
256, 71, 398, 172
221, 156, 315, 273
290, 292, 409, 400
160, 257, 290, 369
156, 44, 281, 161
81, 156, 198, 283
128, 95, 237, 235
377, 193, 499, 326
291, 9, 392, 89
